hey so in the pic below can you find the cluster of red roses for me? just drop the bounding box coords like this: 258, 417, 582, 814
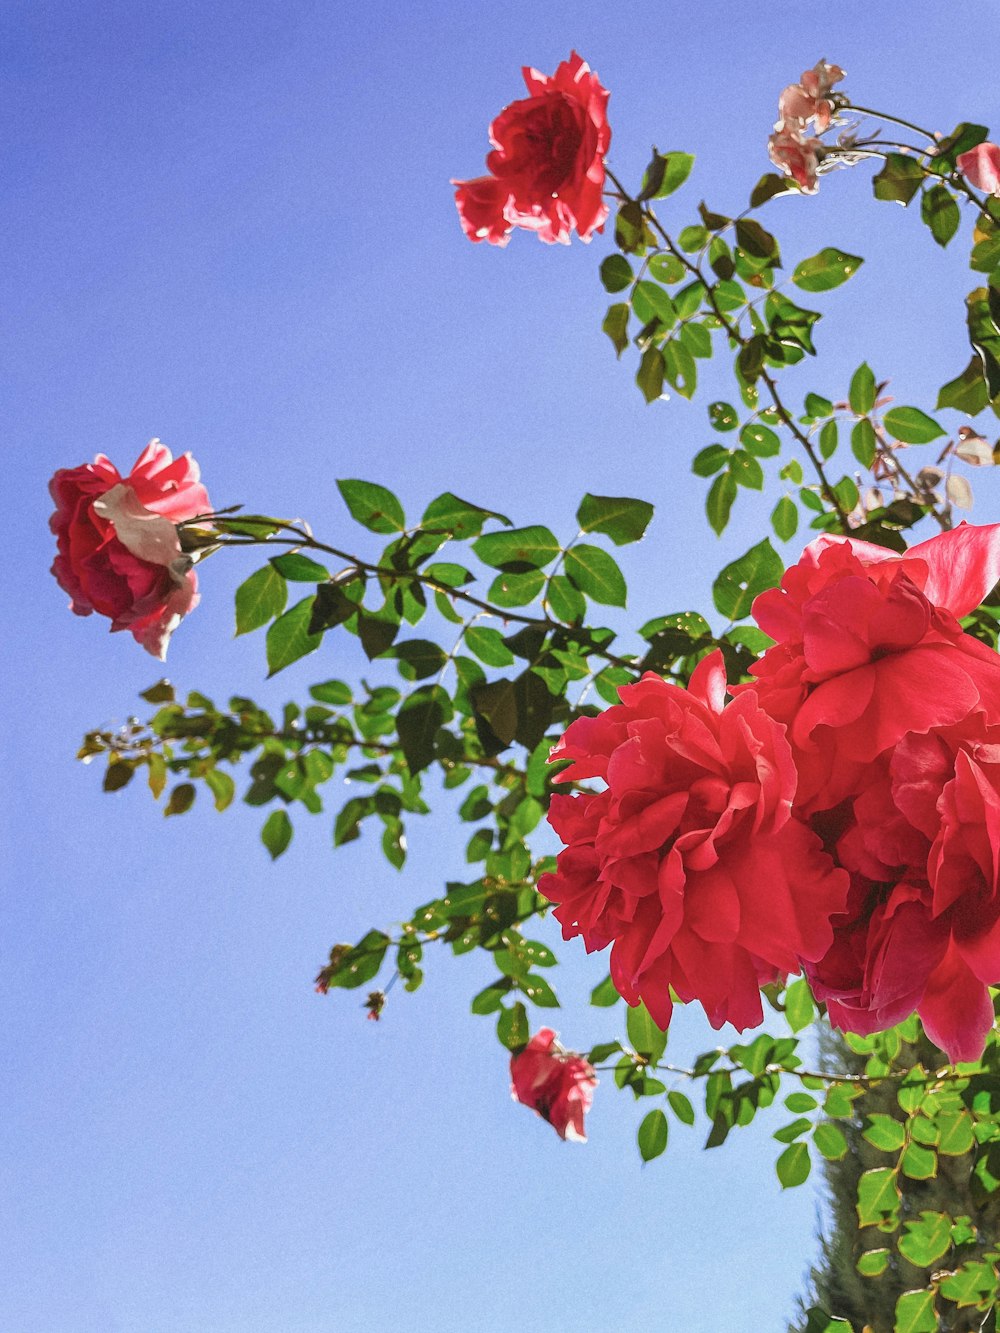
541, 526, 1000, 1065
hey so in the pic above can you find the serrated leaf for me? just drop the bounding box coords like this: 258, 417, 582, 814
638, 1109, 669, 1162
564, 545, 627, 607
576, 494, 654, 545
792, 248, 863, 292
897, 1212, 952, 1268
261, 809, 292, 859
266, 597, 323, 676
235, 565, 288, 636
337, 479, 406, 534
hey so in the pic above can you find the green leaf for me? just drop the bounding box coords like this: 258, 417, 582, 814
545, 574, 586, 624
164, 782, 195, 817
205, 769, 235, 811
576, 494, 654, 546
776, 1142, 811, 1188
308, 582, 359, 635
802, 1309, 852, 1333
639, 149, 694, 199
464, 626, 515, 667
857, 1249, 890, 1278
740, 422, 780, 457
396, 685, 452, 775
266, 597, 323, 676
872, 152, 924, 205
235, 565, 288, 636
771, 495, 798, 542
520, 973, 559, 1008
637, 345, 666, 403
792, 248, 863, 292
713, 538, 784, 619
421, 492, 511, 539
852, 419, 877, 468
863, 1114, 906, 1152
590, 974, 621, 1007
814, 1122, 848, 1161
784, 977, 814, 1030
603, 302, 630, 357
706, 471, 737, 535
336, 479, 406, 534
471, 979, 513, 1015
898, 1212, 952, 1268
936, 1109, 975, 1155
668, 1090, 695, 1125
270, 552, 330, 582
663, 340, 697, 398
939, 1260, 998, 1308
893, 1289, 938, 1333
261, 809, 293, 860
489, 569, 546, 607
937, 355, 991, 415
626, 1002, 667, 1063
632, 280, 677, 329
730, 449, 764, 490
600, 254, 633, 293
883, 406, 945, 444
693, 445, 731, 477
921, 183, 961, 247
638, 1109, 669, 1162
900, 1141, 937, 1180
708, 401, 739, 432
473, 525, 561, 571
678, 224, 708, 252
750, 172, 795, 207
967, 285, 1000, 398
849, 363, 877, 415
735, 218, 779, 263
648, 252, 686, 285
856, 1166, 900, 1227
564, 545, 627, 607
497, 1001, 529, 1051
392, 639, 449, 681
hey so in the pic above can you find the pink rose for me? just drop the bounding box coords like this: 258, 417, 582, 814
510, 1028, 597, 1141
539, 652, 847, 1033
744, 526, 1000, 810
957, 142, 1000, 196
768, 120, 824, 193
778, 60, 845, 133
453, 51, 611, 246
49, 439, 210, 659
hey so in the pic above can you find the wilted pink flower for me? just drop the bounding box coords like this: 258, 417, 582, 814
958, 142, 1000, 196
778, 60, 845, 133
453, 52, 611, 246
768, 120, 825, 193
49, 440, 209, 659
510, 1028, 597, 1141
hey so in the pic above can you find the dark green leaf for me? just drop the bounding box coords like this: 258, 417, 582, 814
713, 538, 783, 620
872, 152, 923, 205
266, 597, 323, 676
392, 638, 448, 681
792, 248, 863, 292
937, 355, 990, 415
164, 783, 195, 817
921, 183, 961, 247
600, 254, 633, 293
934, 121, 989, 173
851, 419, 877, 467
750, 172, 795, 207
883, 406, 945, 444
693, 445, 731, 477
270, 552, 330, 582
473, 525, 561, 571
603, 302, 630, 357
735, 218, 779, 263
235, 565, 288, 636
636, 345, 666, 403
421, 492, 511, 539
576, 494, 654, 546
639, 149, 694, 199
357, 611, 398, 660
706, 471, 737, 535
488, 568, 546, 607
308, 581, 358, 634
771, 495, 798, 541
664, 340, 697, 398
708, 401, 739, 432
261, 809, 292, 860
464, 626, 515, 667
967, 286, 1000, 398
396, 685, 452, 775
337, 479, 406, 534
497, 1002, 529, 1051
564, 545, 627, 607
545, 574, 586, 624
730, 449, 764, 490
521, 973, 559, 1008
638, 1109, 669, 1162
632, 280, 676, 329
740, 422, 780, 457
849, 362, 877, 415
668, 1090, 695, 1125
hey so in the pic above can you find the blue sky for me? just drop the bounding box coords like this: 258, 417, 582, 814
5, 2, 1000, 1329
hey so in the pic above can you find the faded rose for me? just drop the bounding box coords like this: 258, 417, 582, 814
453, 51, 611, 246
510, 1028, 597, 1142
957, 142, 1000, 196
768, 120, 824, 193
777, 59, 845, 132
539, 652, 847, 1033
745, 525, 1000, 810
49, 439, 210, 659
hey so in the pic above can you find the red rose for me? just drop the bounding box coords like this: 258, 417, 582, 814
805, 723, 1000, 1062
509, 1028, 597, 1141
453, 51, 611, 246
777, 60, 844, 133
767, 120, 824, 193
49, 440, 210, 659
745, 526, 1000, 810
539, 652, 847, 1033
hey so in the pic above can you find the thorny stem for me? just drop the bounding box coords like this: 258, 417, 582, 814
595, 1052, 976, 1090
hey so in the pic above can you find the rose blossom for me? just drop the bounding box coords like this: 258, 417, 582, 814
539, 652, 847, 1033
957, 142, 1000, 197
49, 439, 210, 659
453, 51, 611, 246
744, 525, 1000, 811
777, 60, 845, 133
509, 1028, 597, 1141
768, 120, 825, 193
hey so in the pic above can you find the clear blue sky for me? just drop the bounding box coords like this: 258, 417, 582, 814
5, 2, 1000, 1329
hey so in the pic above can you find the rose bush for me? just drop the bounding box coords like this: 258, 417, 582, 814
49, 440, 209, 659
453, 51, 611, 246
539, 652, 848, 1033
509, 1028, 597, 1141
